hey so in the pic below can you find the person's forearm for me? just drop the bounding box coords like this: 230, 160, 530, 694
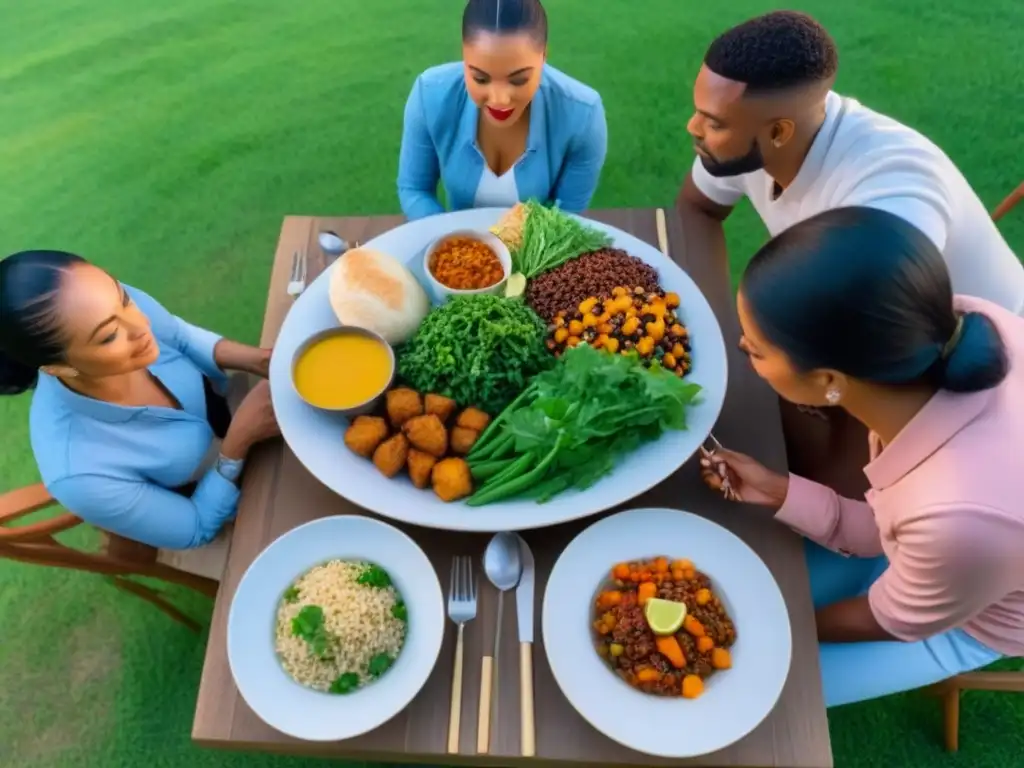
674, 196, 730, 278
816, 596, 897, 643
213, 339, 270, 376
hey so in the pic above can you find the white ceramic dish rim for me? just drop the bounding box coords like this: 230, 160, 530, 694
269, 207, 729, 533
542, 507, 793, 758
226, 515, 445, 741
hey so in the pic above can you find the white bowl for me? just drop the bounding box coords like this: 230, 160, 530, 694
543, 508, 792, 758
227, 516, 445, 741
422, 228, 511, 302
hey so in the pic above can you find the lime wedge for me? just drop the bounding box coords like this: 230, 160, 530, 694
504, 272, 527, 299
644, 598, 687, 635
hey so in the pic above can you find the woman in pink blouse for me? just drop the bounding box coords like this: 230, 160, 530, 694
702, 206, 1024, 706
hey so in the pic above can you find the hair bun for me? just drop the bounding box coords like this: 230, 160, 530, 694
0, 350, 39, 395
937, 312, 1008, 393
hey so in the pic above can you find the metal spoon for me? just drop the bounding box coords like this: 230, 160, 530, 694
318, 230, 348, 264
477, 532, 523, 754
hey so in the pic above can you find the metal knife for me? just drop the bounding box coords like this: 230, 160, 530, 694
515, 534, 536, 757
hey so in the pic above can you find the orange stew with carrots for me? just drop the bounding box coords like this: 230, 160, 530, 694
429, 237, 504, 290
593, 557, 736, 698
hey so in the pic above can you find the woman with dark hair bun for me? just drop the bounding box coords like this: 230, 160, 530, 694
0, 250, 280, 549
699, 207, 1024, 706
397, 0, 607, 220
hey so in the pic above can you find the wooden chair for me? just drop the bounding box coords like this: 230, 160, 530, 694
929, 668, 1024, 751
0, 483, 220, 632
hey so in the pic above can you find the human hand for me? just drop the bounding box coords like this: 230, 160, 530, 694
699, 446, 789, 509
221, 380, 280, 459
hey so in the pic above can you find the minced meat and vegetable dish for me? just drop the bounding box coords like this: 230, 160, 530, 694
593, 557, 735, 698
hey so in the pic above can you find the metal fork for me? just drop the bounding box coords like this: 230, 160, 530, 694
287, 250, 307, 298
447, 556, 477, 754
701, 432, 741, 501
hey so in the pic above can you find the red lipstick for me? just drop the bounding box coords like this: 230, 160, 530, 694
486, 106, 514, 122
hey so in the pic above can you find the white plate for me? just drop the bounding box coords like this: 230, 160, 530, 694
543, 508, 792, 758
227, 516, 444, 741
270, 208, 728, 532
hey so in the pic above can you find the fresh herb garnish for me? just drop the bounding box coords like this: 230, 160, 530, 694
329, 672, 360, 694
466, 344, 702, 506
510, 199, 612, 278
356, 564, 392, 589
290, 605, 334, 660
283, 585, 300, 603
391, 601, 407, 622
367, 653, 393, 678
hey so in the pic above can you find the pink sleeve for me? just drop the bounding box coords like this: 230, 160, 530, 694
774, 474, 883, 556
868, 504, 1017, 641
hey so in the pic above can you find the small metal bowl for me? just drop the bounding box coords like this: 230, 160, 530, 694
422, 229, 512, 303
291, 326, 395, 417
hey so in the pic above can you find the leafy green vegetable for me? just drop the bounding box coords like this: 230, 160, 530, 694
397, 294, 553, 415
282, 585, 300, 603
466, 344, 702, 506
356, 564, 392, 589
329, 673, 360, 694
367, 653, 394, 678
290, 605, 334, 660
391, 601, 407, 622
511, 199, 612, 278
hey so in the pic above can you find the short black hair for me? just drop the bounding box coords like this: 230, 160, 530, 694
704, 11, 838, 95
462, 0, 548, 46
741, 207, 1008, 394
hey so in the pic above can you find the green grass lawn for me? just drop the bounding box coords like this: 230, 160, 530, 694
0, 1, 1021, 766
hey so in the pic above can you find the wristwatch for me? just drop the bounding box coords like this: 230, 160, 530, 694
215, 454, 246, 483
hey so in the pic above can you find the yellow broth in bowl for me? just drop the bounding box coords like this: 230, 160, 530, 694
292, 328, 395, 412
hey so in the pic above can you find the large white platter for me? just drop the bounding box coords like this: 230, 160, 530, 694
543, 508, 792, 758
227, 515, 444, 741
269, 208, 728, 532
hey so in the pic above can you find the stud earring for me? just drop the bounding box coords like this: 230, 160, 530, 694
825, 388, 841, 405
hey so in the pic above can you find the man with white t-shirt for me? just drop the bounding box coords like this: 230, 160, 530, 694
677, 11, 1024, 496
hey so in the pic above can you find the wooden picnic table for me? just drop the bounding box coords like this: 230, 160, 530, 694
192, 208, 833, 767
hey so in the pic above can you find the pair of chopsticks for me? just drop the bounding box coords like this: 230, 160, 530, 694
656, 209, 740, 503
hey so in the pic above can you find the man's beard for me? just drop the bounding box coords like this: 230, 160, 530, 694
697, 139, 765, 177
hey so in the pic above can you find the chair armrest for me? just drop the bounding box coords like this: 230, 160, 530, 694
0, 483, 83, 541
993, 181, 1024, 222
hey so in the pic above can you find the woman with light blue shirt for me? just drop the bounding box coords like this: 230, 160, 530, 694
397, 0, 608, 220
0, 250, 280, 550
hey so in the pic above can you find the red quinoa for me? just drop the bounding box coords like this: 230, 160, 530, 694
526, 249, 660, 321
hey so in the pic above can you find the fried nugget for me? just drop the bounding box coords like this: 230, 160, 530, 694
407, 449, 438, 489
456, 407, 491, 433
450, 426, 479, 455
424, 393, 457, 423
343, 415, 389, 458
372, 433, 409, 478
431, 457, 473, 502
386, 388, 423, 428
402, 413, 448, 458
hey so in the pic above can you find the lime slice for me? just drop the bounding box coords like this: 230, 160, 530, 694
504, 272, 527, 299
644, 598, 687, 635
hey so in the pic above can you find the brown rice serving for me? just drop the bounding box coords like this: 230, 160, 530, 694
275, 559, 407, 694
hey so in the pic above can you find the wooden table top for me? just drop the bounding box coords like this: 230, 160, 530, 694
192, 208, 832, 768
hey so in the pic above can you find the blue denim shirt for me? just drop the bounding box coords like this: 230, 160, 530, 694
29, 286, 239, 550
397, 62, 607, 220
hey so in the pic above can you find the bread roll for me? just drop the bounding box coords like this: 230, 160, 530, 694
328, 247, 430, 345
